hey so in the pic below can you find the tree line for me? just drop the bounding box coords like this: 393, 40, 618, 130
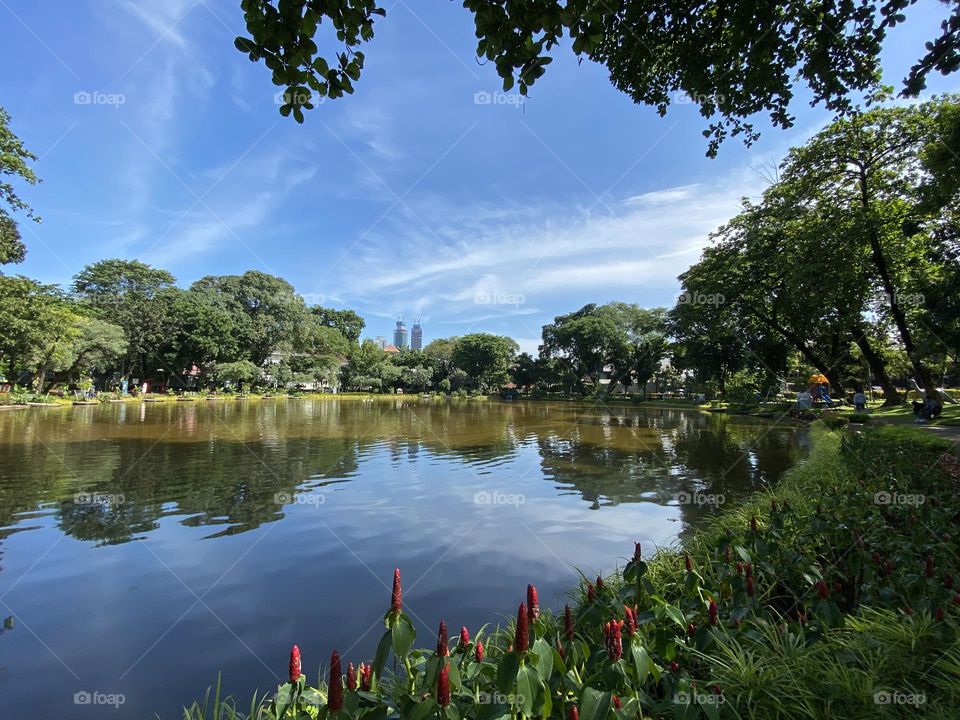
1, 98, 958, 402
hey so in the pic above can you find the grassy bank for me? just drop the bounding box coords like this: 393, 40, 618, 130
188, 423, 959, 719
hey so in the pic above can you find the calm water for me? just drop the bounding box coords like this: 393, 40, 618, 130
0, 399, 806, 719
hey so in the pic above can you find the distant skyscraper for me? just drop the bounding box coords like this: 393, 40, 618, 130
393, 317, 408, 349
411, 321, 422, 351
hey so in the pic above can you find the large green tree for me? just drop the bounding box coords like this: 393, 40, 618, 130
71, 259, 177, 377
451, 332, 517, 391
0, 107, 40, 264
233, 1, 959, 155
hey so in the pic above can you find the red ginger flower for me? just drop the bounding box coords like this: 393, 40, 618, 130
735, 562, 743, 575
936, 607, 945, 621
586, 583, 596, 602
624, 605, 637, 636
670, 661, 679, 673
391, 568, 402, 613
289, 645, 302, 683
952, 594, 960, 606
515, 603, 529, 653
708, 600, 718, 626
436, 620, 449, 657
633, 542, 642, 562
565, 605, 575, 640
475, 640, 484, 662
925, 556, 934, 578
596, 575, 604, 592
751, 516, 758, 533
360, 663, 372, 691
346, 662, 356, 691
437, 662, 450, 707
459, 626, 470, 649
684, 555, 693, 572
746, 576, 755, 597
816, 580, 829, 600
328, 650, 343, 712
527, 584, 540, 622
556, 639, 565, 659
604, 620, 624, 661
568, 705, 579, 720
745, 563, 753, 579
687, 622, 696, 637
612, 695, 622, 710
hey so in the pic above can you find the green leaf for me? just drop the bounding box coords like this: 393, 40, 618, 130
631, 642, 651, 684
579, 687, 611, 720
532, 638, 553, 680
496, 652, 520, 694
372, 629, 392, 680
516, 664, 539, 717
392, 614, 415, 658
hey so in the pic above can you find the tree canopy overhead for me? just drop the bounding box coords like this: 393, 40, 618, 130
234, 0, 960, 155
0, 107, 40, 264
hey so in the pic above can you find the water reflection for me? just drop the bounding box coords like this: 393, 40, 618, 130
0, 400, 804, 547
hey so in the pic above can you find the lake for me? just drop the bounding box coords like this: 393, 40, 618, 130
0, 398, 807, 718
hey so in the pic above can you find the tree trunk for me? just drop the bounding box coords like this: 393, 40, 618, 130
852, 332, 902, 405
859, 168, 936, 395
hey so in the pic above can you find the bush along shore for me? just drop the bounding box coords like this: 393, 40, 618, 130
187, 424, 960, 720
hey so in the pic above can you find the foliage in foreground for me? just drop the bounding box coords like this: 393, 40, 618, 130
186, 424, 960, 719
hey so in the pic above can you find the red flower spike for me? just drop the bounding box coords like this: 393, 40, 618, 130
750, 516, 758, 533
946, 573, 954, 589
515, 603, 529, 653
346, 662, 356, 691
746, 576, 755, 597
735, 562, 743, 575
586, 583, 596, 603
556, 639, 565, 659
687, 622, 696, 637
605, 619, 623, 661
568, 706, 579, 720
565, 605, 575, 640
708, 600, 718, 626
816, 580, 829, 600
724, 545, 731, 563
360, 663, 372, 691
475, 640, 484, 662
612, 695, 622, 710
670, 661, 679, 673
459, 626, 470, 649
633, 542, 642, 562
925, 557, 934, 578
391, 569, 402, 614
437, 662, 450, 707
624, 605, 637, 636
936, 607, 945, 621
883, 559, 894, 576
745, 563, 753, 579
328, 650, 343, 712
436, 620, 449, 657
527, 584, 540, 622
685, 555, 693, 572
953, 594, 960, 606
289, 645, 302, 684
596, 575, 604, 592
833, 581, 843, 593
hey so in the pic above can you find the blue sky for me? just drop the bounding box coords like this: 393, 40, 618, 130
2, 1, 958, 353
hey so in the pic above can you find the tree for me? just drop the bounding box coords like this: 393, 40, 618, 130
72, 259, 177, 377
310, 307, 365, 344
212, 360, 262, 389
160, 288, 245, 384
0, 107, 40, 264
233, 1, 960, 155
342, 339, 395, 392
451, 333, 516, 391
541, 304, 626, 393
191, 271, 307, 366
0, 276, 65, 385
